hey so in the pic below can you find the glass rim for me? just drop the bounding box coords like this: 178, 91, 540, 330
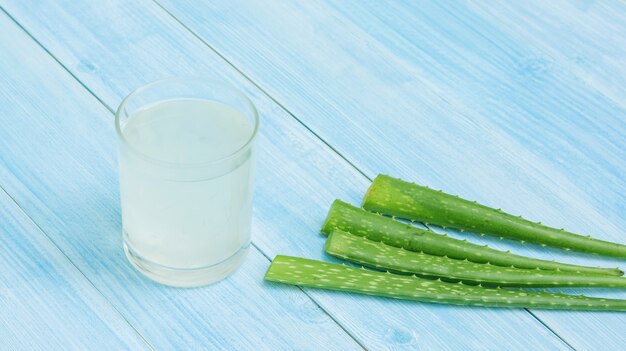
115, 77, 260, 168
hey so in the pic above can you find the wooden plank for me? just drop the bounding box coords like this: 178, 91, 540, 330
0, 189, 150, 350
0, 12, 360, 351
465, 0, 626, 111
141, 0, 626, 349
0, 2, 571, 350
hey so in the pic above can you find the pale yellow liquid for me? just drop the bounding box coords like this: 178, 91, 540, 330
119, 99, 254, 280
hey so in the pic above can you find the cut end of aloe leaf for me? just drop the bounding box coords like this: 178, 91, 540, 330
321, 199, 361, 236
361, 175, 383, 207
362, 174, 398, 208
320, 200, 343, 236
323, 231, 336, 252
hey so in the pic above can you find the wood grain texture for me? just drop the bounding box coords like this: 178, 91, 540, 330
0, 11, 360, 351
0, 189, 150, 350
149, 0, 626, 349
466, 0, 626, 111
0, 1, 572, 350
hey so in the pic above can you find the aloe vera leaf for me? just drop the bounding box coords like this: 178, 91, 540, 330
321, 200, 622, 276
265, 256, 626, 311
362, 175, 626, 259
325, 229, 626, 288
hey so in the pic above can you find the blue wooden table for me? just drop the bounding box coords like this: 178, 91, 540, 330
1, 1, 624, 350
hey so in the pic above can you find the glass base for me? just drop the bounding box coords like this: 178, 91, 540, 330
124, 241, 249, 288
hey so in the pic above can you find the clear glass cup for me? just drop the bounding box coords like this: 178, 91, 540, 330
115, 78, 259, 287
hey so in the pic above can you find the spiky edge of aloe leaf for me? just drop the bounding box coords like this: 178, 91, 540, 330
325, 229, 626, 288
322, 199, 622, 276
362, 175, 626, 259
264, 256, 626, 311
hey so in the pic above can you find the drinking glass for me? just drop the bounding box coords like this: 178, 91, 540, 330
115, 78, 259, 287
